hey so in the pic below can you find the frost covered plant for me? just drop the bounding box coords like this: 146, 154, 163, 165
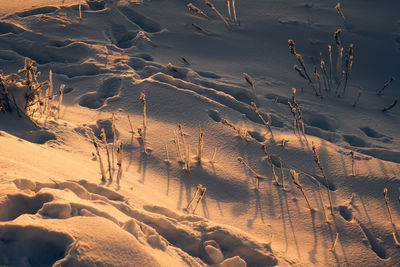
383, 188, 400, 246
290, 169, 313, 210
251, 102, 274, 139
0, 58, 49, 119
312, 143, 334, 215
288, 39, 318, 96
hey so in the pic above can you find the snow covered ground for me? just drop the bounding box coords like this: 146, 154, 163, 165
0, 0, 399, 266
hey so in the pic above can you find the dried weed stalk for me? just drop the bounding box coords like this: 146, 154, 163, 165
205, 0, 230, 28
288, 40, 318, 95
290, 169, 313, 210
101, 128, 113, 183
238, 157, 264, 188
312, 143, 334, 215
221, 118, 249, 140
262, 144, 280, 186
92, 138, 106, 183
383, 188, 400, 246
251, 102, 274, 139
187, 3, 208, 18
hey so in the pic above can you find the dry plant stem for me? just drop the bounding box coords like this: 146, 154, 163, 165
330, 232, 339, 251
78, 4, 82, 20
251, 102, 274, 139
187, 3, 208, 18
288, 40, 317, 95
320, 56, 329, 91
187, 185, 201, 210
47, 69, 53, 117
262, 145, 280, 185
127, 115, 135, 134
101, 129, 113, 183
290, 169, 313, 210
377, 77, 394, 95
328, 45, 333, 90
187, 143, 191, 170
350, 151, 355, 176
57, 84, 65, 119
92, 138, 106, 183
318, 182, 330, 223
140, 93, 147, 153
382, 97, 398, 112
312, 144, 334, 215
313, 66, 323, 97
238, 157, 262, 188
335, 2, 347, 29
178, 124, 190, 170
342, 44, 354, 96
174, 130, 183, 162
279, 158, 285, 189
112, 114, 116, 170
221, 118, 248, 140
288, 100, 298, 136
383, 188, 400, 246
205, 0, 230, 28
232, 0, 238, 26
165, 144, 170, 163
197, 125, 204, 163
334, 29, 343, 85
193, 187, 207, 213
227, 0, 232, 21
116, 142, 123, 185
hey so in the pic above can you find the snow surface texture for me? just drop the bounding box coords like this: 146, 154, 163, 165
0, 0, 399, 266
